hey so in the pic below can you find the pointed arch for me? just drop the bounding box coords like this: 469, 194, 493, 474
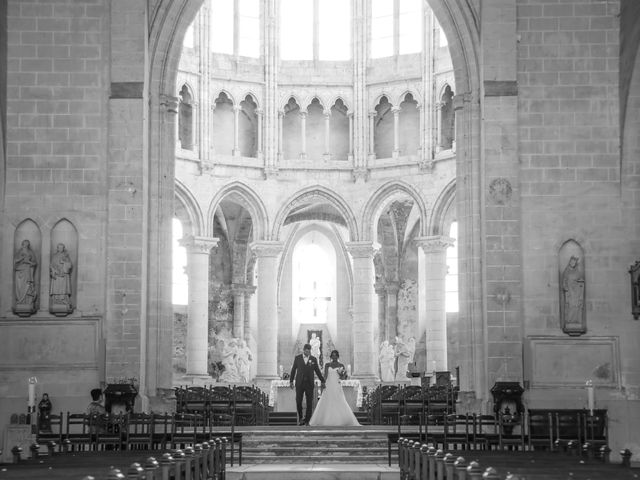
429, 179, 456, 236
174, 179, 204, 236
361, 181, 429, 241
207, 181, 268, 240
272, 186, 358, 242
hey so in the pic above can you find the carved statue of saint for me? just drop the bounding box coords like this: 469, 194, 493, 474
561, 255, 585, 330
235, 339, 253, 383
14, 239, 38, 314
394, 336, 412, 381
379, 340, 396, 382
49, 243, 73, 315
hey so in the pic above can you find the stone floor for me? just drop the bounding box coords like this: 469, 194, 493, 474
227, 463, 399, 480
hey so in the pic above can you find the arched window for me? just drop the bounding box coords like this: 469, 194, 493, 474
330, 99, 350, 161
210, 0, 260, 58
211, 92, 235, 156
281, 0, 351, 61
439, 85, 455, 151
183, 20, 195, 49
172, 218, 188, 306
239, 95, 258, 158
399, 93, 419, 157
305, 98, 325, 160
374, 96, 394, 159
445, 221, 458, 313
282, 97, 302, 159
371, 0, 422, 58
178, 85, 195, 151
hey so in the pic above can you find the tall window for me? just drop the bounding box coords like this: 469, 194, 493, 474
371, 0, 422, 58
210, 0, 260, 58
280, 0, 351, 61
445, 222, 458, 313
172, 218, 188, 306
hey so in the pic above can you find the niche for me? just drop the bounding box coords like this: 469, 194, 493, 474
13, 219, 41, 317
49, 219, 78, 316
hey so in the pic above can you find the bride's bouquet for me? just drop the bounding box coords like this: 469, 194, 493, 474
337, 366, 348, 380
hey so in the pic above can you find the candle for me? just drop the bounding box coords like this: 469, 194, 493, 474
279, 364, 284, 378
586, 380, 594, 415
432, 360, 437, 372
28, 377, 38, 410
347, 364, 351, 376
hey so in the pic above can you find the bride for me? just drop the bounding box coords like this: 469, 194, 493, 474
309, 349, 360, 427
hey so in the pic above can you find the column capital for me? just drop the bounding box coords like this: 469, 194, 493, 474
385, 281, 400, 295
391, 106, 401, 114
180, 235, 219, 253
159, 94, 179, 114
345, 241, 379, 259
231, 283, 256, 295
415, 235, 454, 253
233, 105, 242, 112
250, 240, 284, 257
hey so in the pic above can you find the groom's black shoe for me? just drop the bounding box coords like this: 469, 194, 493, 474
298, 419, 305, 426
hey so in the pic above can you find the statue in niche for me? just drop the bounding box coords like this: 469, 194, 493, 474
14, 239, 38, 316
394, 336, 412, 381
561, 255, 586, 335
309, 331, 322, 364
379, 340, 396, 382
235, 340, 253, 383
49, 243, 74, 316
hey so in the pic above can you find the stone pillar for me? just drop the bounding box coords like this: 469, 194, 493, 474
256, 108, 263, 157
181, 235, 219, 377
348, 112, 354, 161
346, 242, 378, 380
421, 7, 434, 163
243, 285, 256, 343
435, 102, 443, 153
232, 105, 241, 157
277, 111, 283, 162
250, 241, 284, 382
231, 283, 246, 340
415, 236, 453, 372
323, 108, 331, 159
374, 282, 386, 344
368, 111, 376, 160
385, 281, 400, 338
300, 110, 307, 159
392, 106, 400, 158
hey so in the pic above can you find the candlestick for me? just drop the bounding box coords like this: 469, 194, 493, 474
347, 364, 351, 376
586, 380, 594, 415
28, 377, 38, 410
432, 360, 437, 372
279, 364, 284, 378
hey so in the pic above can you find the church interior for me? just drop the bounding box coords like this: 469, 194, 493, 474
1, 0, 640, 476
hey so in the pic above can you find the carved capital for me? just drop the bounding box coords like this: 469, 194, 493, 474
159, 94, 179, 114
250, 241, 284, 258
419, 159, 435, 172
385, 281, 400, 295
352, 167, 369, 183
415, 235, 454, 253
263, 166, 279, 179
180, 235, 219, 254
346, 241, 379, 259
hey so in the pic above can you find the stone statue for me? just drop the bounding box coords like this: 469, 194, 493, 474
561, 255, 585, 334
407, 337, 416, 364
49, 243, 73, 315
14, 239, 38, 315
235, 339, 253, 383
395, 336, 412, 381
310, 332, 321, 361
218, 337, 242, 383
379, 340, 396, 382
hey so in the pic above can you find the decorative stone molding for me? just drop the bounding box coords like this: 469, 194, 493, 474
488, 178, 513, 205
179, 235, 219, 253
250, 241, 284, 258
352, 167, 369, 183
493, 286, 511, 306
159, 94, 179, 114
263, 166, 279, 179
345, 241, 379, 259
415, 235, 455, 253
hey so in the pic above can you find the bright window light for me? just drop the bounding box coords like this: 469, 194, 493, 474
172, 218, 188, 306
399, 0, 421, 54
371, 0, 393, 58
319, 0, 351, 60
239, 0, 260, 57
211, 0, 234, 54
280, 0, 312, 60
183, 21, 195, 49
445, 221, 458, 313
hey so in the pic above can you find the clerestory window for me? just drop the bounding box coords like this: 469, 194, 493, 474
210, 0, 260, 58
371, 0, 422, 58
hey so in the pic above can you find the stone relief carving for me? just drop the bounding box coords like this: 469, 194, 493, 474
49, 243, 74, 316
489, 178, 512, 205
14, 239, 38, 317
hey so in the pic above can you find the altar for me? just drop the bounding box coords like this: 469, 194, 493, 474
269, 379, 363, 412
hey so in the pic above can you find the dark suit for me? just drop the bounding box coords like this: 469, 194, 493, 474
290, 354, 325, 424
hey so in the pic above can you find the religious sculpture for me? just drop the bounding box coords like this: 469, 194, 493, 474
13, 239, 38, 316
379, 340, 396, 382
38, 393, 52, 432
218, 337, 242, 383
560, 255, 586, 335
310, 332, 321, 363
394, 336, 412, 381
236, 339, 253, 383
49, 243, 74, 316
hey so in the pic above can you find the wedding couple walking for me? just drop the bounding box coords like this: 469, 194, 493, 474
289, 344, 360, 427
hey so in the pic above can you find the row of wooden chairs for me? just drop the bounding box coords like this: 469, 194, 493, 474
387, 410, 609, 465
36, 411, 243, 465
367, 384, 459, 425
174, 384, 268, 425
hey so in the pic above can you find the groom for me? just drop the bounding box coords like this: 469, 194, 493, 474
289, 343, 325, 425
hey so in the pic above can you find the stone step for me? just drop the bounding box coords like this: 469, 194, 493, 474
240, 454, 396, 464
243, 445, 390, 454
227, 463, 399, 480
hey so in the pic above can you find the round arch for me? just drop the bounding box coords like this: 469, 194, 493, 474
271, 186, 359, 242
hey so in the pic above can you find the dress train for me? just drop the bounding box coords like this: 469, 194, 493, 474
309, 367, 360, 427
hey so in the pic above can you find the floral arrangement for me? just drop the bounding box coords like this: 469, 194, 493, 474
337, 366, 348, 380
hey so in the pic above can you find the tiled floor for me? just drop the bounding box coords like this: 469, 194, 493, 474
227, 462, 400, 480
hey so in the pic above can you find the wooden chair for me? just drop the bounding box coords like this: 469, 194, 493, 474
124, 413, 153, 450
36, 411, 64, 452
497, 412, 526, 450
388, 413, 424, 467
170, 412, 197, 449
210, 412, 242, 466
151, 412, 171, 450
95, 413, 125, 451
527, 410, 554, 451
472, 414, 500, 450
65, 412, 93, 451
444, 413, 472, 450
555, 411, 582, 453
378, 385, 402, 425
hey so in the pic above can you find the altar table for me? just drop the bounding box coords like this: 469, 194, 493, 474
269, 379, 363, 412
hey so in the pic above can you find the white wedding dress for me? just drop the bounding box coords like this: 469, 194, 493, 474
309, 367, 360, 427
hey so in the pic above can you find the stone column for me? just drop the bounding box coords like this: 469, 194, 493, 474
392, 106, 400, 158
415, 236, 453, 372
346, 242, 378, 380
243, 285, 256, 343
250, 241, 284, 382
231, 283, 246, 340
181, 235, 219, 378
368, 111, 376, 160
277, 111, 284, 162
435, 102, 443, 153
300, 110, 307, 159
385, 281, 400, 338
256, 108, 263, 158
323, 108, 331, 159
348, 112, 354, 161
232, 105, 241, 157
374, 282, 387, 344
